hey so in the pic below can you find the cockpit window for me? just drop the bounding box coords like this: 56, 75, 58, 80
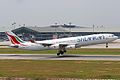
109, 34, 114, 37
111, 34, 114, 37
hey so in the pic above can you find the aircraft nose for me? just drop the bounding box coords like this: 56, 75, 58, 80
114, 36, 118, 39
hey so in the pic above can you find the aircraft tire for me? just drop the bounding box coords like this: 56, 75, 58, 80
57, 53, 60, 56
63, 50, 67, 53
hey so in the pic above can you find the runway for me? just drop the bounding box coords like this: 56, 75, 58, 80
0, 54, 120, 60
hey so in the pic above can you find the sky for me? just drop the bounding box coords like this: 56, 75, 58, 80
0, 0, 120, 30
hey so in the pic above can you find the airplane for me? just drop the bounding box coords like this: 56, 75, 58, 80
5, 31, 118, 56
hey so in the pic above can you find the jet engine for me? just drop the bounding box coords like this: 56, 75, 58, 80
49, 44, 59, 49
66, 44, 81, 49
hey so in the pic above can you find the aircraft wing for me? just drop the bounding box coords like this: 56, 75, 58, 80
35, 41, 76, 47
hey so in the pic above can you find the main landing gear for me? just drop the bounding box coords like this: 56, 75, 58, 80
57, 49, 67, 56
57, 46, 67, 56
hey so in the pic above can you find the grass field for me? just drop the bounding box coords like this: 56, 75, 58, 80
0, 48, 120, 55
0, 48, 120, 79
0, 60, 119, 79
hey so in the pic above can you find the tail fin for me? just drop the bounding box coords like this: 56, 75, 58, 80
5, 31, 25, 45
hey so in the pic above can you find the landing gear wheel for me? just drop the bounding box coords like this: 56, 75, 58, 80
106, 43, 108, 48
57, 53, 60, 56
57, 45, 67, 56
57, 50, 64, 56
60, 51, 64, 55
63, 50, 67, 53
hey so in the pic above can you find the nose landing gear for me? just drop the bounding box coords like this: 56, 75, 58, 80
106, 43, 108, 48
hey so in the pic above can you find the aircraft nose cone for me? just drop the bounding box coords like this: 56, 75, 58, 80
114, 36, 118, 39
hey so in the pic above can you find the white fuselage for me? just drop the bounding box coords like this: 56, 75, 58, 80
14, 34, 118, 50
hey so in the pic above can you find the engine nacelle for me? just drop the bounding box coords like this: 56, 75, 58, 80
66, 44, 81, 49
49, 44, 59, 49
50, 44, 81, 49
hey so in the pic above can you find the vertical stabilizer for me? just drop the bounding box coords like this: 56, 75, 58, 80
5, 31, 25, 45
